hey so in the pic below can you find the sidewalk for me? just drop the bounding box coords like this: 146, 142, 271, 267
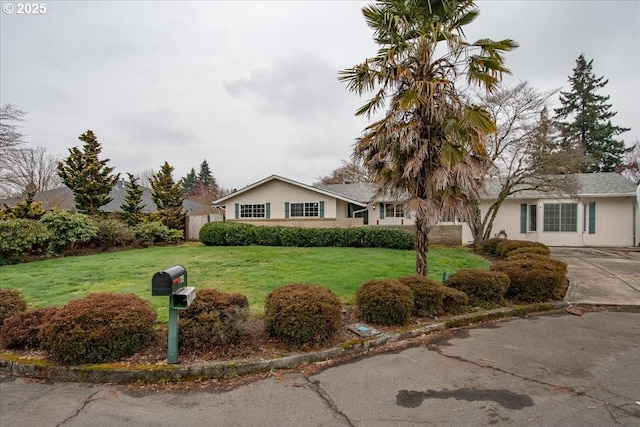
550, 247, 640, 306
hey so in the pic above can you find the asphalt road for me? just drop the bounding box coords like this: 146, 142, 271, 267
2, 311, 639, 427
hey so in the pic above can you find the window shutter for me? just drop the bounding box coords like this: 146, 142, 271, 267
319, 201, 325, 218
265, 203, 270, 219
285, 202, 289, 219
520, 204, 527, 233
588, 202, 596, 234
380, 203, 385, 219
235, 203, 239, 219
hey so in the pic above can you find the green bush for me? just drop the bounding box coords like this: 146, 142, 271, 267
477, 238, 508, 255
495, 240, 549, 258
39, 293, 156, 364
134, 221, 183, 246
179, 289, 251, 352
0, 289, 28, 326
0, 307, 58, 349
0, 218, 51, 263
200, 223, 415, 250
356, 279, 413, 325
441, 287, 469, 315
199, 222, 254, 246
491, 259, 566, 303
41, 210, 99, 253
507, 245, 551, 257
264, 284, 342, 348
93, 218, 136, 248
446, 269, 510, 308
397, 275, 444, 317
506, 253, 567, 273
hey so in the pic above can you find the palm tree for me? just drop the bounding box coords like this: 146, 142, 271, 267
339, 0, 517, 275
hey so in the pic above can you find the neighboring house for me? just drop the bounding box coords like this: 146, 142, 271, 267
213, 173, 640, 247
1, 180, 207, 214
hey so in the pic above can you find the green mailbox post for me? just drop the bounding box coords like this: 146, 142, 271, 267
152, 265, 196, 364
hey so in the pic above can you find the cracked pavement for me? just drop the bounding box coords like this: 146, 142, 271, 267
2, 311, 639, 427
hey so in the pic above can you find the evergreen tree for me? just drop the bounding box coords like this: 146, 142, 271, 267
181, 167, 197, 196
197, 160, 214, 189
57, 130, 120, 215
554, 54, 630, 172
120, 173, 146, 226
150, 161, 184, 230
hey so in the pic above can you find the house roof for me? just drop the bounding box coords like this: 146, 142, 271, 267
212, 175, 369, 207
2, 181, 208, 214
485, 172, 639, 199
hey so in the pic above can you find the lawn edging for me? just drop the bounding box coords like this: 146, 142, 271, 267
0, 302, 569, 384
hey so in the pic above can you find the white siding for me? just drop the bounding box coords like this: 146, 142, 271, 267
481, 196, 637, 247
221, 180, 339, 220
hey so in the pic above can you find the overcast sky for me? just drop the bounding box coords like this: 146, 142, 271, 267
1, 1, 638, 190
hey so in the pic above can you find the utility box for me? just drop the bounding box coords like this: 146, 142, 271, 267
171, 286, 196, 309
152, 265, 187, 296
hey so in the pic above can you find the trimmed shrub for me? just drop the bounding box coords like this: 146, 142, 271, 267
446, 269, 510, 308
441, 287, 469, 315
491, 259, 566, 303
134, 221, 183, 246
495, 240, 549, 258
0, 307, 59, 349
264, 284, 342, 348
0, 289, 28, 326
39, 293, 156, 364
93, 218, 136, 248
477, 238, 508, 255
506, 253, 567, 273
507, 245, 551, 257
199, 222, 254, 246
0, 218, 51, 263
199, 223, 415, 250
397, 275, 444, 317
356, 279, 413, 325
179, 289, 251, 352
41, 210, 99, 253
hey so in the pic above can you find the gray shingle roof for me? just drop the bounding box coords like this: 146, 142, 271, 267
483, 172, 638, 199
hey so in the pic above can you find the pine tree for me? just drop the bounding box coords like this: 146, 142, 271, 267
196, 159, 218, 196
150, 162, 184, 230
120, 173, 146, 226
181, 168, 197, 196
57, 130, 120, 215
554, 54, 630, 172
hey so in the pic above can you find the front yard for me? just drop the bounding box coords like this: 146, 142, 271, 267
0, 242, 489, 321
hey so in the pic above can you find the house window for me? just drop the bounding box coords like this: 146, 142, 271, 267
240, 204, 265, 218
290, 202, 319, 217
543, 203, 577, 232
528, 204, 537, 232
385, 203, 405, 218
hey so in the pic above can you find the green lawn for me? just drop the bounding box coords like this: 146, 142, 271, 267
0, 243, 489, 321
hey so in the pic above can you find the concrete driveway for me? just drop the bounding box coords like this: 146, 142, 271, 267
550, 247, 640, 306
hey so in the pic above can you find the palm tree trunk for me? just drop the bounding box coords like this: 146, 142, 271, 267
415, 218, 430, 276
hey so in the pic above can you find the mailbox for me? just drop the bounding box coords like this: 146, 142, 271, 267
171, 286, 196, 309
152, 265, 187, 296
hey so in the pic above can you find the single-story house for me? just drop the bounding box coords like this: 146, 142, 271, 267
212, 173, 640, 247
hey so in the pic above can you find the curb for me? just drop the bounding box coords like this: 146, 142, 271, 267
0, 302, 569, 384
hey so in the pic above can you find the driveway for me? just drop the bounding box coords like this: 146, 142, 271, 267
550, 247, 640, 306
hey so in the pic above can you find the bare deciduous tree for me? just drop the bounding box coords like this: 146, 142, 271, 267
0, 104, 28, 197
619, 140, 640, 184
315, 159, 376, 185
1, 146, 62, 195
467, 82, 583, 243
